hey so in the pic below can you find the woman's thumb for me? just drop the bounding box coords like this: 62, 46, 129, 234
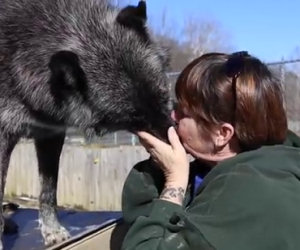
168, 127, 182, 150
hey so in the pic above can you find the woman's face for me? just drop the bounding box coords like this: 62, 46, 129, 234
171, 106, 215, 160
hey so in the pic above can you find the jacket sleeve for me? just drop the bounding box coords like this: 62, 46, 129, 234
122, 159, 210, 224
121, 159, 215, 250
121, 199, 215, 250
122, 158, 165, 224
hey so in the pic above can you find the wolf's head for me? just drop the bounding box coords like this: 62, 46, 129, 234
48, 0, 173, 140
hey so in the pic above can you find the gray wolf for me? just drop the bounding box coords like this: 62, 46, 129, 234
0, 0, 171, 246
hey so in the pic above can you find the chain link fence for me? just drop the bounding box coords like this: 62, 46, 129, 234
268, 59, 300, 135
66, 60, 300, 146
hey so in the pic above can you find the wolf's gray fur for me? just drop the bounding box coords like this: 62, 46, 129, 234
0, 0, 172, 247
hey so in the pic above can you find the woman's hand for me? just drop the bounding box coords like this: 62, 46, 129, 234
137, 127, 190, 205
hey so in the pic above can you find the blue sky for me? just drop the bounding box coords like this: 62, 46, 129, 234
120, 0, 300, 63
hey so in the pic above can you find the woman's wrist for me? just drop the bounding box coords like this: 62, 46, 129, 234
159, 181, 188, 206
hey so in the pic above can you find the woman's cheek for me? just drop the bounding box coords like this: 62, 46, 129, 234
177, 127, 191, 145
176, 124, 185, 138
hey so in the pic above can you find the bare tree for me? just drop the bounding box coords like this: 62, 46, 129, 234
151, 14, 234, 71
182, 17, 233, 60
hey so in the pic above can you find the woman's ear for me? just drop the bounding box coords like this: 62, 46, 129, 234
214, 123, 235, 147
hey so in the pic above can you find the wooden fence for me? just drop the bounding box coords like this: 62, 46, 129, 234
5, 122, 300, 212
5, 142, 149, 211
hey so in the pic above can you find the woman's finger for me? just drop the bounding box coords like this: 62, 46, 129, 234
167, 127, 183, 151
137, 131, 165, 149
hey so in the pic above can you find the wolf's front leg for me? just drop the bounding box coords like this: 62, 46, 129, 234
34, 131, 70, 246
0, 133, 19, 250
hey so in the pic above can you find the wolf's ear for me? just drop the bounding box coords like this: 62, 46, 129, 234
48, 51, 87, 102
116, 0, 149, 42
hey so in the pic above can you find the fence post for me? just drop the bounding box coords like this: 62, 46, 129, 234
114, 132, 118, 145
166, 73, 173, 110
279, 57, 287, 111
280, 57, 285, 91
131, 134, 137, 146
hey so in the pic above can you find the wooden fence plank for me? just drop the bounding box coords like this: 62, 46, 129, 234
5, 143, 149, 211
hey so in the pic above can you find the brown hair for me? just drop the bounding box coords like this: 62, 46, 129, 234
175, 52, 287, 151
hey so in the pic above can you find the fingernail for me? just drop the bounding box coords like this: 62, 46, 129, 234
168, 126, 174, 134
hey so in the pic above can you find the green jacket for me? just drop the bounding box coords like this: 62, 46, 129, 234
121, 130, 300, 250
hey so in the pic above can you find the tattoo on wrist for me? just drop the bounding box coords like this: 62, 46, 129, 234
160, 186, 185, 204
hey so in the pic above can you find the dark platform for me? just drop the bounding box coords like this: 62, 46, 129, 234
3, 208, 122, 250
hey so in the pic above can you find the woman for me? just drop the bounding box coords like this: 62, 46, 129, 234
121, 52, 300, 250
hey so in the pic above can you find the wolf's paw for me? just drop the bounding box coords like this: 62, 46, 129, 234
4, 218, 18, 234
41, 224, 70, 246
